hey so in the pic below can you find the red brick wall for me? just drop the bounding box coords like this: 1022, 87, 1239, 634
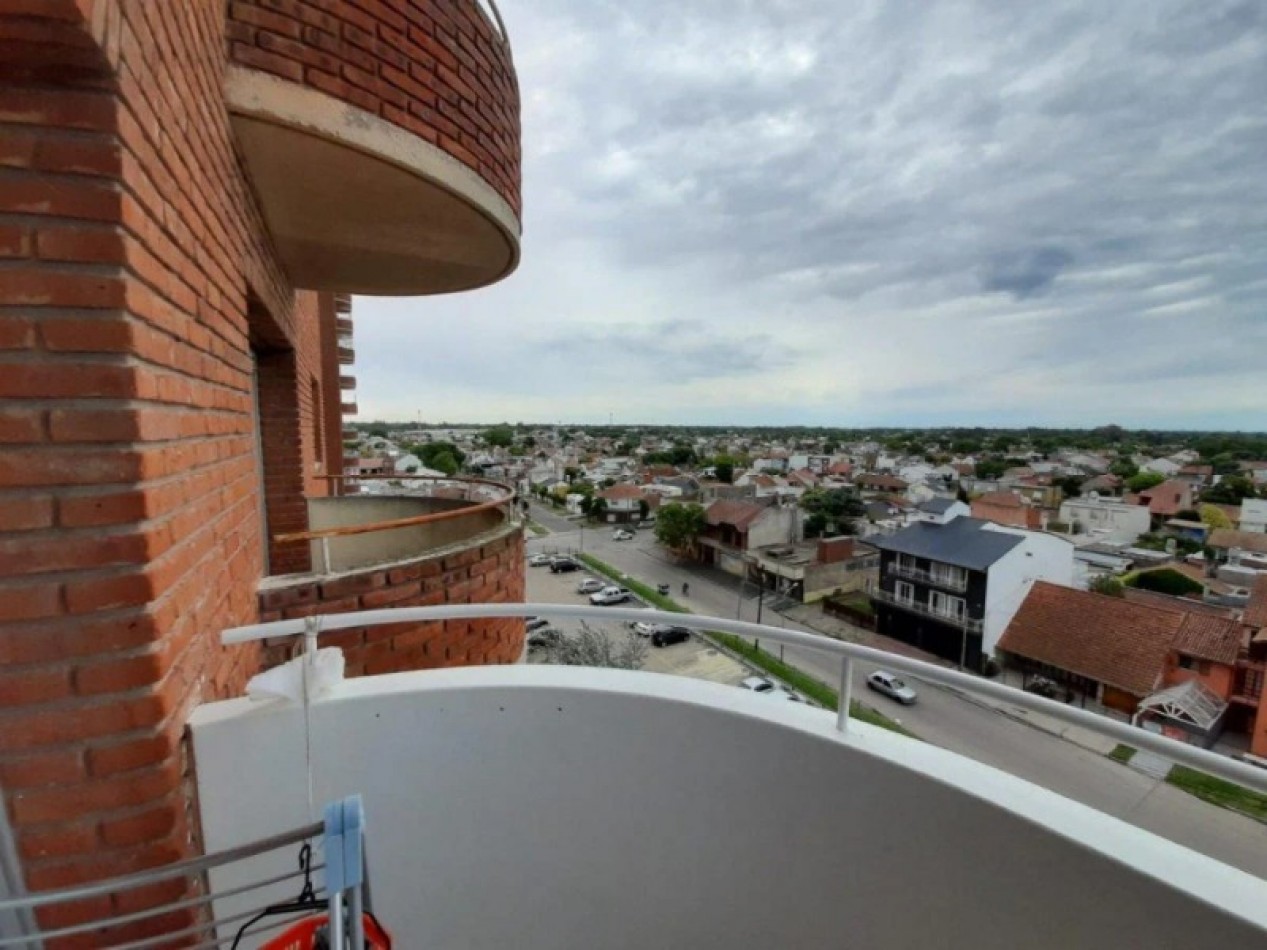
227, 0, 522, 217
259, 526, 526, 673
0, 2, 328, 939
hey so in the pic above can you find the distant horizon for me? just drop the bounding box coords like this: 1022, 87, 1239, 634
352, 420, 1267, 437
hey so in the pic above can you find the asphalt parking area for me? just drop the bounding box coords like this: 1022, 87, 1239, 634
524, 558, 750, 687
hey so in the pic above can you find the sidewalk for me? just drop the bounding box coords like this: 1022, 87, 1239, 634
781, 601, 1122, 756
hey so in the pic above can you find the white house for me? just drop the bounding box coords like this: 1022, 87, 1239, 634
1242, 499, 1267, 534
1142, 458, 1181, 477
1058, 495, 1152, 544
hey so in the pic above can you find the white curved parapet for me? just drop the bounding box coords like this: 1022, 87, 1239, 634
196, 607, 1267, 948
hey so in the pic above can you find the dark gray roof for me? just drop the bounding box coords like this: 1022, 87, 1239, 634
874, 517, 1023, 571
918, 497, 957, 514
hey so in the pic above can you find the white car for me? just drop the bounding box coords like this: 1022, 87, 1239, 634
612, 529, 634, 541
867, 671, 917, 705
527, 553, 552, 567
739, 676, 776, 693
576, 577, 605, 595
629, 620, 663, 637
589, 586, 632, 606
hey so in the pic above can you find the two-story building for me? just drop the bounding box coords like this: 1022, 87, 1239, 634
870, 517, 1074, 671
1059, 494, 1152, 544
1241, 499, 1267, 534
698, 499, 799, 576
596, 483, 655, 524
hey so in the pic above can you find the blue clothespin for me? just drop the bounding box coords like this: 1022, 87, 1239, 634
323, 795, 365, 892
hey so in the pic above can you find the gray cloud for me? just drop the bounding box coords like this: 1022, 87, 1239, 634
353, 0, 1267, 428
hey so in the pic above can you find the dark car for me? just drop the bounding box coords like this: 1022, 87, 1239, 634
549, 557, 581, 573
651, 625, 691, 647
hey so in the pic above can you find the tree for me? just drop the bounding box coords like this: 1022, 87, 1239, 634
715, 461, 734, 484
482, 424, 514, 448
537, 622, 648, 670
799, 488, 865, 535
1110, 458, 1139, 480
803, 513, 828, 539
589, 497, 608, 522
654, 503, 706, 553
564, 466, 580, 484
1202, 475, 1258, 504
637, 499, 650, 522
1089, 575, 1125, 598
578, 495, 593, 517
1055, 475, 1083, 499
956, 486, 970, 504
428, 450, 459, 476
1125, 471, 1165, 493
1199, 503, 1233, 529
975, 459, 1007, 480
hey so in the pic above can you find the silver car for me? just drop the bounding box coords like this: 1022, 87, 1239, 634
576, 577, 605, 595
867, 671, 917, 705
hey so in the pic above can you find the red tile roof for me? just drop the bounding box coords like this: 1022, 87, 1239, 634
1138, 480, 1192, 517
1121, 588, 1234, 618
1208, 529, 1267, 555
705, 499, 768, 530
1170, 613, 1242, 665
998, 582, 1179, 696
856, 474, 908, 490
599, 484, 646, 501
1245, 574, 1267, 630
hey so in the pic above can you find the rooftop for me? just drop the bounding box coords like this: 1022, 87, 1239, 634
872, 516, 1023, 571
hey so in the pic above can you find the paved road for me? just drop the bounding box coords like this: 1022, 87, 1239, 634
524, 506, 1267, 878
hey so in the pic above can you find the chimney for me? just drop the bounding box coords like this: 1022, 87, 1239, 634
818, 536, 854, 564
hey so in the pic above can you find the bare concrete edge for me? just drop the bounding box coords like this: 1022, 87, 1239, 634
225, 66, 522, 247
257, 519, 523, 592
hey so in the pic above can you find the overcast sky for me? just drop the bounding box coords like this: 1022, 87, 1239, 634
353, 0, 1266, 430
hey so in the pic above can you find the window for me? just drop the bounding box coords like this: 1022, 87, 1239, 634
1177, 655, 1210, 674
930, 591, 966, 620
930, 563, 966, 588
897, 553, 918, 572
894, 580, 914, 603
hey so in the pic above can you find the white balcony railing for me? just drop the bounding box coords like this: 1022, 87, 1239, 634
223, 602, 1267, 797
886, 561, 969, 591
869, 586, 983, 633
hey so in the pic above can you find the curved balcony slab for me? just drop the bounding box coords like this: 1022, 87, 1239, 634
228, 73, 518, 295
225, 2, 521, 295
193, 664, 1267, 948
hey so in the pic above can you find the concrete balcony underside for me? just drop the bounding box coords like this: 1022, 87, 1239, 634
226, 69, 520, 296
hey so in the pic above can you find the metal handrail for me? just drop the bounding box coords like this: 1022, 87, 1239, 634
886, 561, 969, 591
221, 603, 1267, 796
869, 586, 983, 632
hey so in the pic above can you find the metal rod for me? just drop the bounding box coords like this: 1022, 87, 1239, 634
837, 657, 853, 733
0, 823, 322, 914
349, 884, 364, 949
219, 602, 1267, 795
0, 865, 321, 947
327, 891, 345, 950
107, 895, 323, 950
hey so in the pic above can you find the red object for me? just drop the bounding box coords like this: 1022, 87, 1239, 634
260, 913, 391, 949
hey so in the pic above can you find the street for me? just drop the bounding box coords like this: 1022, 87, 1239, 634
525, 502, 1267, 878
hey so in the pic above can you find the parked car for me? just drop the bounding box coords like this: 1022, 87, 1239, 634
576, 577, 605, 595
739, 676, 776, 693
866, 671, 917, 705
550, 557, 581, 574
630, 620, 660, 636
651, 626, 691, 647
1024, 676, 1061, 699
527, 553, 552, 567
525, 618, 552, 633
590, 586, 632, 606
612, 529, 634, 541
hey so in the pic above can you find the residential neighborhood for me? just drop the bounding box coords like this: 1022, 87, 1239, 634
343, 422, 1267, 766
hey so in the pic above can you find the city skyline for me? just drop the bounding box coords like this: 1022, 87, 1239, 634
353, 1, 1267, 429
